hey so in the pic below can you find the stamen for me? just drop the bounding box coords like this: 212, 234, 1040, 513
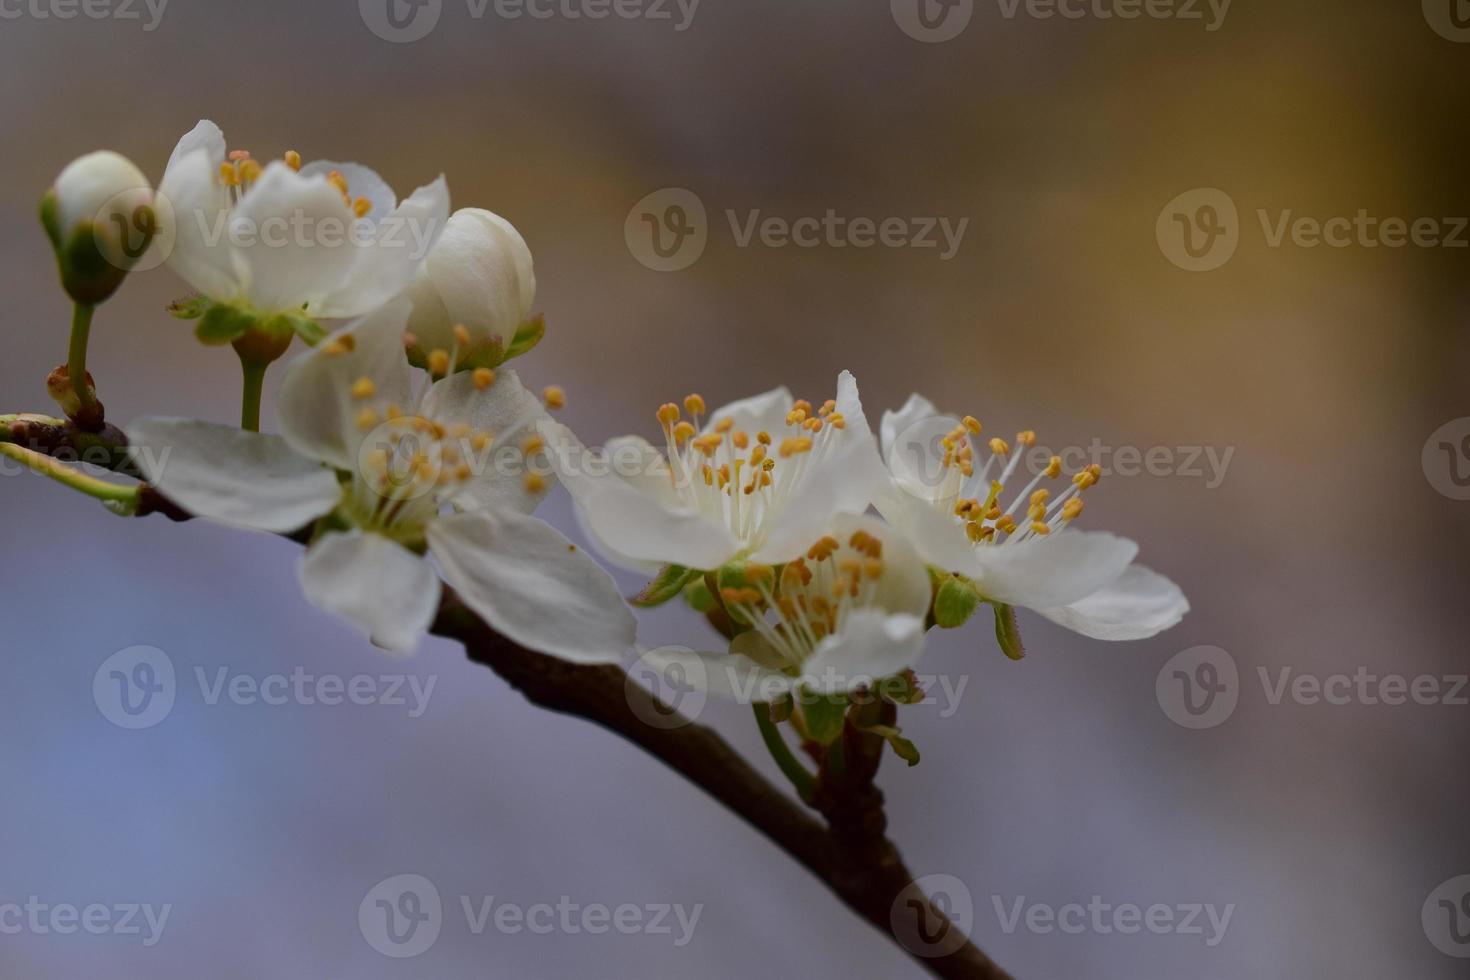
473, 368, 496, 391
543, 387, 566, 410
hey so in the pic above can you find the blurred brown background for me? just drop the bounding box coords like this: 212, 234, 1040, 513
1, 0, 1468, 977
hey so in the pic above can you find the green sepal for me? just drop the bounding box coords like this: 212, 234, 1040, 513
797, 693, 849, 746
683, 577, 717, 613
39, 191, 63, 252
856, 723, 921, 767
195, 304, 256, 346
264, 310, 324, 346
168, 295, 211, 320
877, 669, 926, 706
633, 564, 703, 608
934, 574, 982, 629
992, 602, 1026, 661
503, 314, 546, 362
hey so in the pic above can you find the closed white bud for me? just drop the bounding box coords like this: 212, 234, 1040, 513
44, 150, 158, 305
402, 208, 536, 369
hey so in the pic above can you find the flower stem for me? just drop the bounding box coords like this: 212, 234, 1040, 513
754, 703, 816, 804
238, 355, 268, 432
0, 441, 139, 507
67, 303, 98, 418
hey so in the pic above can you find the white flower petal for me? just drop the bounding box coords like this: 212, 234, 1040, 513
166, 119, 226, 175
540, 421, 740, 571
1036, 564, 1189, 641
873, 479, 981, 573
125, 418, 340, 533
404, 207, 532, 356
298, 160, 396, 228
317, 176, 450, 319
424, 367, 548, 516
230, 162, 360, 314
299, 530, 440, 655
427, 510, 636, 665
800, 610, 926, 695
638, 647, 796, 702
158, 147, 240, 301
880, 392, 939, 463
705, 384, 793, 437
276, 298, 415, 470
970, 530, 1141, 610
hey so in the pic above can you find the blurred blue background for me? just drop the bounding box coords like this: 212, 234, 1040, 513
2, 0, 1468, 977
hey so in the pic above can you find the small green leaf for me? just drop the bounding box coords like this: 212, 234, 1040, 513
683, 577, 716, 613
993, 602, 1026, 661
798, 692, 849, 746
857, 723, 921, 767
195, 304, 255, 346
504, 314, 546, 361
633, 564, 703, 608
934, 575, 981, 629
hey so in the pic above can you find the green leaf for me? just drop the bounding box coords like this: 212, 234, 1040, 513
504, 314, 546, 361
633, 564, 703, 608
194, 304, 255, 346
856, 723, 921, 767
934, 575, 981, 628
798, 693, 849, 746
992, 602, 1026, 661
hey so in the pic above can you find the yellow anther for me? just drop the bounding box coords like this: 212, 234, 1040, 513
714, 417, 734, 434
1030, 521, 1052, 535
427, 349, 451, 377
284, 150, 302, 171
828, 413, 847, 430
684, 394, 706, 417
385, 403, 405, 420
1045, 455, 1062, 479
1030, 489, 1051, 507
657, 403, 681, 427
327, 170, 350, 196
543, 386, 566, 410
783, 559, 813, 588
864, 560, 885, 580
238, 159, 262, 183
732, 430, 750, 450
804, 417, 824, 433
1062, 498, 1085, 521
1028, 502, 1047, 522
521, 435, 545, 456
354, 407, 378, 431
779, 437, 814, 458
470, 433, 493, 453
219, 161, 240, 186
353, 197, 372, 219
989, 437, 1011, 456
453, 324, 472, 348
350, 377, 376, 400
849, 531, 883, 558
472, 368, 496, 391
524, 473, 549, 495
321, 333, 356, 357
702, 464, 714, 486
1016, 430, 1037, 448
749, 445, 767, 466
673, 421, 696, 444
820, 399, 837, 417
963, 415, 983, 434
757, 431, 772, 446
807, 536, 841, 562
793, 399, 813, 416
996, 515, 1018, 535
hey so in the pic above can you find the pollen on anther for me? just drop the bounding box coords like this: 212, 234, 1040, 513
453, 324, 472, 348
543, 386, 566, 410
354, 197, 372, 219
989, 437, 1011, 456
472, 368, 496, 391
427, 349, 451, 377
524, 473, 549, 495
963, 415, 983, 435
284, 150, 302, 172
684, 394, 706, 417
355, 408, 378, 432
350, 377, 376, 400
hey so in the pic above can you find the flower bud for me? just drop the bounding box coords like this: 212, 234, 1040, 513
42, 151, 157, 305
402, 208, 536, 370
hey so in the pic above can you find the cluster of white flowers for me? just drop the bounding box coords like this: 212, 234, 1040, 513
43, 121, 1187, 764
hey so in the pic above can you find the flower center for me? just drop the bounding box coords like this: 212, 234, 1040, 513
925, 416, 1101, 547
654, 394, 849, 549
219, 149, 372, 218
718, 531, 887, 670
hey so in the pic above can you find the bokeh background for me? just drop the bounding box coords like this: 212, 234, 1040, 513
2, 0, 1469, 977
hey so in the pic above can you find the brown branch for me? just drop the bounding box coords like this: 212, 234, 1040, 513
4, 415, 1013, 980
